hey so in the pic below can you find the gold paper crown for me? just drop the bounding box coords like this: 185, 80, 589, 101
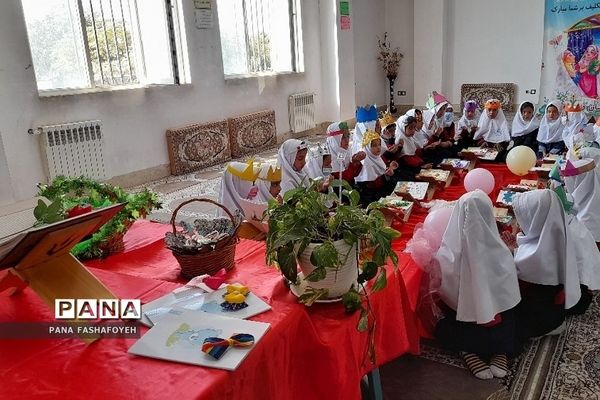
226, 159, 260, 182
258, 165, 282, 182
485, 99, 501, 110
564, 102, 584, 112
362, 129, 381, 148
379, 112, 397, 129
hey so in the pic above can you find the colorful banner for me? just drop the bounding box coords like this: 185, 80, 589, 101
542, 0, 600, 114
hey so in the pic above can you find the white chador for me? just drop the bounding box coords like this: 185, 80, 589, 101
473, 108, 510, 143
537, 102, 565, 144
435, 190, 521, 324
277, 139, 309, 195
218, 161, 259, 216
511, 101, 540, 138
563, 158, 600, 241
512, 190, 581, 309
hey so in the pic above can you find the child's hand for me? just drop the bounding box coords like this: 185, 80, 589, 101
276, 195, 283, 204
500, 231, 518, 253
385, 168, 395, 177
352, 151, 366, 163
422, 163, 433, 169
440, 141, 452, 148
388, 144, 399, 153
390, 161, 399, 170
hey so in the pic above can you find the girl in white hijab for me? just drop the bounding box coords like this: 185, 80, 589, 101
355, 130, 397, 206
511, 101, 540, 152
395, 114, 429, 172
420, 109, 455, 165
561, 105, 589, 150
511, 189, 581, 340
434, 190, 521, 380
456, 100, 480, 150
473, 99, 511, 161
277, 139, 309, 196
305, 144, 333, 181
326, 122, 365, 185
254, 163, 281, 203
537, 102, 566, 159
218, 161, 260, 216
562, 158, 600, 244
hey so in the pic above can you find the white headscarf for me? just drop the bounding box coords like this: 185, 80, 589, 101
255, 163, 277, 203
594, 123, 600, 145
456, 104, 481, 139
512, 190, 581, 309
566, 214, 600, 290
352, 121, 376, 154
355, 134, 386, 183
218, 162, 256, 216
305, 145, 330, 180
326, 122, 351, 170
277, 139, 308, 195
537, 102, 565, 144
415, 110, 436, 147
511, 101, 540, 138
395, 115, 420, 156
473, 107, 511, 143
563, 158, 600, 241
579, 147, 600, 166
435, 190, 521, 324
442, 107, 455, 128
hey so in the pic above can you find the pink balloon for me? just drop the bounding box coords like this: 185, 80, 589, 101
424, 207, 453, 249
464, 168, 495, 194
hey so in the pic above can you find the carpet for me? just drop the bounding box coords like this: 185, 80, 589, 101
418, 293, 600, 400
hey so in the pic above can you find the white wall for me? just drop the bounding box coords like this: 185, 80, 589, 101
0, 0, 325, 201
384, 0, 415, 106
353, 0, 386, 109
444, 0, 545, 106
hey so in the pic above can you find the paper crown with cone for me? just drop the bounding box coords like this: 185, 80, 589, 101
362, 129, 381, 148
484, 99, 502, 110
379, 112, 397, 129
226, 159, 260, 182
560, 159, 596, 177
327, 121, 349, 136
563, 97, 584, 112
356, 105, 378, 123
258, 165, 282, 182
425, 91, 449, 109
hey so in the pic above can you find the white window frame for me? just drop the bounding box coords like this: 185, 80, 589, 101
217, 0, 304, 80
22, 0, 190, 97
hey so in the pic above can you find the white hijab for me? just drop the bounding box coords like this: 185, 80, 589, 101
594, 123, 600, 145
395, 115, 420, 156
415, 110, 436, 147
537, 102, 565, 144
580, 147, 600, 166
355, 136, 387, 183
435, 190, 521, 324
352, 121, 376, 154
473, 108, 511, 143
218, 162, 255, 216
566, 213, 600, 290
456, 106, 481, 139
563, 159, 600, 241
277, 139, 308, 195
305, 145, 329, 180
326, 122, 351, 170
512, 190, 581, 309
563, 111, 589, 149
255, 163, 276, 203
511, 102, 540, 138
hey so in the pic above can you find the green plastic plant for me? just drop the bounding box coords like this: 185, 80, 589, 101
36, 176, 161, 259
265, 180, 400, 361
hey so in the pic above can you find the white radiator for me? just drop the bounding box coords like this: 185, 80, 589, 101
40, 120, 106, 181
289, 92, 316, 133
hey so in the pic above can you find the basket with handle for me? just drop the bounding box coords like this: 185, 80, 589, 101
167, 198, 240, 278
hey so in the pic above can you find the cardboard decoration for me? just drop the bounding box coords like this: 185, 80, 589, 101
0, 204, 125, 342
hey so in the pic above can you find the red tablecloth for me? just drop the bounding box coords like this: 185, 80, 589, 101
1, 222, 419, 400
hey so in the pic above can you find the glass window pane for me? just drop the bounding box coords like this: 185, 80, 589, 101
217, 0, 249, 75
21, 0, 91, 91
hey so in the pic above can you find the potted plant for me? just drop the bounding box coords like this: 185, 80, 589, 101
265, 181, 400, 361
36, 176, 161, 259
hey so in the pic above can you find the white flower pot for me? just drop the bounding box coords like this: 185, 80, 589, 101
297, 240, 358, 298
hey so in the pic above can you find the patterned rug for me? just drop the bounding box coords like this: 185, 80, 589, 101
420, 293, 600, 400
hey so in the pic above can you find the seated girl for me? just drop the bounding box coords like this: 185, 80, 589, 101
537, 102, 566, 159
354, 130, 398, 207
510, 190, 581, 341
218, 160, 260, 216
352, 104, 378, 154
306, 144, 333, 181
385, 115, 420, 181
441, 104, 456, 142
325, 122, 365, 186
562, 102, 590, 150
395, 115, 431, 174
407, 108, 430, 148
473, 99, 511, 161
421, 109, 455, 165
455, 100, 480, 150
254, 163, 282, 203
277, 139, 310, 196
435, 190, 521, 380
511, 101, 539, 152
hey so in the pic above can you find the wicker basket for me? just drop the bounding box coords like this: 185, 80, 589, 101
167, 198, 240, 279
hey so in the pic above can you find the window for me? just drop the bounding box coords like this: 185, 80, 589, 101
216, 0, 304, 77
21, 0, 190, 95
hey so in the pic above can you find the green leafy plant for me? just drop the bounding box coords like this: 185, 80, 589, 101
265, 180, 400, 362
36, 176, 161, 259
